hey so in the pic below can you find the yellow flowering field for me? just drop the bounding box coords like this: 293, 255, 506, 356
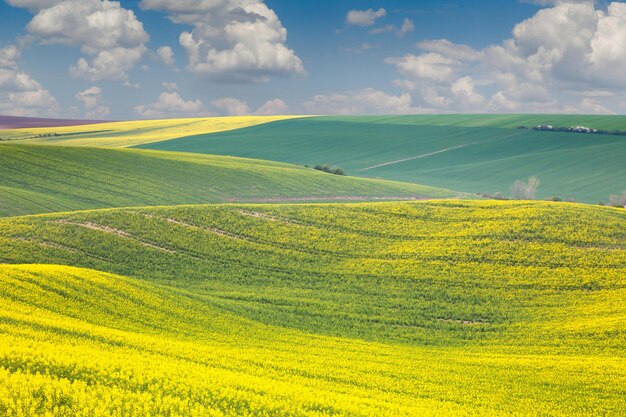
0, 200, 624, 416
0, 115, 302, 147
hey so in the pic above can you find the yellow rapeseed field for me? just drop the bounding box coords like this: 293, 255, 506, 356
0, 115, 303, 147
0, 201, 624, 416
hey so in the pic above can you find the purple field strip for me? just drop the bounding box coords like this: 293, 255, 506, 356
0, 115, 112, 130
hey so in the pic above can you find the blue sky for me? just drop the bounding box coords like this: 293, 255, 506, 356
1, 0, 625, 118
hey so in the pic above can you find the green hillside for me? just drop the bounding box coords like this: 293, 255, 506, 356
315, 114, 626, 130
0, 201, 624, 415
0, 144, 454, 217
138, 116, 626, 203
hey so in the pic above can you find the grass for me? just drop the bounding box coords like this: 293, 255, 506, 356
0, 200, 624, 415
137, 116, 626, 203
314, 114, 626, 130
0, 144, 455, 217
0, 115, 302, 147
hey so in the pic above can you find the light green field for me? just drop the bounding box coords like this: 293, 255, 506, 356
0, 201, 624, 416
0, 144, 455, 217
138, 116, 626, 203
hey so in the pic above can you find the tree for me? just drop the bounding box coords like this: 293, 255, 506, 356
511, 176, 540, 200
608, 191, 626, 208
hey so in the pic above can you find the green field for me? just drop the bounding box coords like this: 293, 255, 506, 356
314, 114, 626, 129
0, 144, 455, 217
138, 116, 626, 203
0, 201, 624, 415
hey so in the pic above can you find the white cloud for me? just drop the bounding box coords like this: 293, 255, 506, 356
136, 91, 290, 118
398, 18, 415, 38
417, 39, 482, 61
135, 91, 207, 118
369, 25, 396, 35
140, 0, 304, 83
386, 53, 460, 83
162, 81, 178, 91
75, 86, 110, 118
566, 97, 614, 114
0, 44, 58, 116
5, 0, 59, 12
0, 45, 20, 69
346, 8, 386, 26
386, 1, 626, 113
156, 46, 175, 65
10, 0, 149, 82
210, 97, 290, 116
302, 88, 423, 115
368, 20, 415, 38
255, 98, 289, 115
210, 97, 251, 116
451, 76, 486, 108
69, 46, 146, 82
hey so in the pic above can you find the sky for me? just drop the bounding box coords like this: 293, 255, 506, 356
1, 0, 626, 119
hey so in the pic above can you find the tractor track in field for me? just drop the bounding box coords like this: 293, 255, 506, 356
357, 144, 470, 172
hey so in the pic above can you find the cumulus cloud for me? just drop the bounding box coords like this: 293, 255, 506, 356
140, 0, 304, 83
75, 86, 110, 118
255, 98, 289, 115
346, 8, 387, 26
211, 97, 290, 115
386, 53, 460, 83
302, 88, 423, 115
69, 47, 146, 82
0, 44, 58, 116
156, 46, 175, 65
398, 18, 415, 38
0, 45, 20, 69
135, 90, 290, 118
5, 0, 59, 12
385, 1, 626, 113
135, 91, 207, 118
368, 18, 414, 38
417, 39, 482, 61
210, 97, 251, 116
9, 0, 149, 82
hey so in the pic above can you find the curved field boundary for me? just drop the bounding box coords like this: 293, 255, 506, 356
0, 115, 306, 147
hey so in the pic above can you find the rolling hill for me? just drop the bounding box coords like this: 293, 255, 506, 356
0, 115, 302, 147
3, 114, 624, 203
0, 200, 624, 415
137, 116, 626, 203
0, 144, 454, 217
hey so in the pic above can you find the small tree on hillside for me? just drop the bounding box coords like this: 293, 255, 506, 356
511, 176, 540, 200
608, 191, 626, 208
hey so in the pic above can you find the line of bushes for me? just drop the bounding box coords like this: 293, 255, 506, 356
517, 125, 626, 136
310, 164, 346, 176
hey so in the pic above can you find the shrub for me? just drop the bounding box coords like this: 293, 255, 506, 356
314, 164, 346, 176
546, 196, 562, 202
511, 176, 540, 200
